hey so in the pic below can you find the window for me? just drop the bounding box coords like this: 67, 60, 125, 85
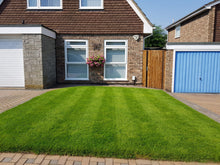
65, 40, 89, 80
175, 25, 181, 38
80, 0, 103, 9
104, 40, 127, 80
27, 0, 62, 9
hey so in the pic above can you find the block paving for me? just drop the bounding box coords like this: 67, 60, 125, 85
0, 153, 219, 165
0, 89, 50, 114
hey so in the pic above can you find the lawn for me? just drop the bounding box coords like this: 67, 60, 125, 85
0, 86, 220, 162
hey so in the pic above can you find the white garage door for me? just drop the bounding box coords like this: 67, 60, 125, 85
0, 39, 24, 87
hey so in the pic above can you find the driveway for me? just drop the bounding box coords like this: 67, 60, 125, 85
0, 89, 49, 114
172, 93, 220, 123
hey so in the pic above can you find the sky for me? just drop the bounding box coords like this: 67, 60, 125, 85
135, 0, 213, 29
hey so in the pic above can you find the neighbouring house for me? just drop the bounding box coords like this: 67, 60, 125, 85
165, 0, 220, 93
0, 0, 153, 89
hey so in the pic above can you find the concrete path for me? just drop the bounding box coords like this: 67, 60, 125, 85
0, 89, 49, 114
0, 153, 219, 165
171, 93, 220, 123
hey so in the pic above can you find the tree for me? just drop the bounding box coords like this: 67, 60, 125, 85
145, 25, 167, 48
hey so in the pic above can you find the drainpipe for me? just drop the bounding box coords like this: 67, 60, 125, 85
143, 27, 155, 49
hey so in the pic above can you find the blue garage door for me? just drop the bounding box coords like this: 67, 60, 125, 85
174, 51, 220, 93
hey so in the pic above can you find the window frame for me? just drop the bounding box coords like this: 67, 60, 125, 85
175, 25, 181, 38
27, 0, 63, 9
104, 40, 128, 81
79, 0, 104, 9
65, 40, 89, 81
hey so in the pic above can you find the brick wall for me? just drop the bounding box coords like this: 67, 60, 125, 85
208, 6, 216, 42
164, 50, 173, 92
23, 34, 56, 89
168, 10, 211, 42
56, 35, 143, 85
214, 4, 220, 41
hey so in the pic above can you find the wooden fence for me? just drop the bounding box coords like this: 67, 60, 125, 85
142, 50, 166, 89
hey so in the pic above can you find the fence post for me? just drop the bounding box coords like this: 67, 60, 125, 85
142, 50, 147, 87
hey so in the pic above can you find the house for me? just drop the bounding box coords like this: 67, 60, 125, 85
165, 0, 220, 93
0, 0, 153, 89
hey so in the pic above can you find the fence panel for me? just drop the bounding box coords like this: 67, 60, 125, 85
143, 50, 166, 89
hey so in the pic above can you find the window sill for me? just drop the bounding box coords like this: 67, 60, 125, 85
79, 7, 104, 10
104, 79, 128, 82
65, 79, 89, 81
175, 36, 180, 39
27, 7, 63, 10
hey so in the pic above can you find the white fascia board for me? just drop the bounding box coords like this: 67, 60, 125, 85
0, 26, 56, 39
41, 27, 56, 39
166, 44, 220, 50
205, 1, 220, 9
126, 0, 153, 34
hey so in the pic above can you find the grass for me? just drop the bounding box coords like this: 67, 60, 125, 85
0, 86, 220, 162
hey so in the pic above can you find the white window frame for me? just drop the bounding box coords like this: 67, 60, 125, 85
79, 0, 104, 9
104, 40, 128, 81
175, 25, 181, 38
27, 0, 63, 9
65, 40, 89, 81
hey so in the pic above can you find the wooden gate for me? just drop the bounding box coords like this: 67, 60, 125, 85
142, 50, 166, 89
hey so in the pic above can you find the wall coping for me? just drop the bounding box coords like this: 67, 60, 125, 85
0, 25, 56, 39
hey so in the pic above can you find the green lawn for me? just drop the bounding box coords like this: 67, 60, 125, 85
0, 86, 220, 162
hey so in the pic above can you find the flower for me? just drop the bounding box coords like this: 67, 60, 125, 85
87, 55, 105, 67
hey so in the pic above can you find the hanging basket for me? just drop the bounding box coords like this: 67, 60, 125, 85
86, 55, 105, 67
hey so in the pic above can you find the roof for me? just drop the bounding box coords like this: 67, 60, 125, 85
166, 0, 220, 30
0, 0, 153, 34
127, 0, 153, 33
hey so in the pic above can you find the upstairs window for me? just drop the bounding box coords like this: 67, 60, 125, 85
80, 0, 103, 9
28, 0, 62, 9
175, 25, 181, 38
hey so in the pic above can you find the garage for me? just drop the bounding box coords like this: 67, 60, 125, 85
0, 38, 24, 87
174, 51, 220, 93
